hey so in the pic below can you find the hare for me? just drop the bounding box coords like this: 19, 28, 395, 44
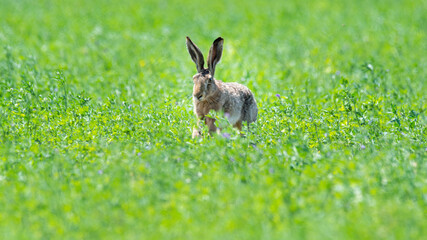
186, 36, 258, 138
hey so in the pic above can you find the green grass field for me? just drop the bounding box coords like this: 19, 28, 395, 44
1, 0, 426, 239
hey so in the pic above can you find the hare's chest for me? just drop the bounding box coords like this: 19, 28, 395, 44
193, 100, 221, 117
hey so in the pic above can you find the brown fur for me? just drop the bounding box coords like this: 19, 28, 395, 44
186, 37, 258, 138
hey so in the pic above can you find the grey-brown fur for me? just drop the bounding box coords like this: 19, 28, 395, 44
186, 36, 258, 138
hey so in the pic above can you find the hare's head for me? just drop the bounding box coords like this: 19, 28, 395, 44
186, 36, 223, 101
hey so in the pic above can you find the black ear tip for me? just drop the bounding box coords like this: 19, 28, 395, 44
213, 37, 224, 44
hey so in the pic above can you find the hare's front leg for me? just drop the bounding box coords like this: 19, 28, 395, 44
192, 127, 201, 138
192, 119, 202, 138
205, 117, 217, 135
192, 116, 218, 138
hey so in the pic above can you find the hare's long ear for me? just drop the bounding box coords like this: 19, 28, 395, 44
207, 37, 224, 77
186, 36, 204, 73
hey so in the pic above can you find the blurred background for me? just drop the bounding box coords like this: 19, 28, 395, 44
1, 0, 426, 100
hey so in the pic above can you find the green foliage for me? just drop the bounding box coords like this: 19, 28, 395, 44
0, 0, 426, 239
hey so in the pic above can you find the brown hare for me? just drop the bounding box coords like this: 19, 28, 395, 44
186, 36, 258, 138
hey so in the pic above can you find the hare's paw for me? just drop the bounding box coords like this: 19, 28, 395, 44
192, 127, 201, 138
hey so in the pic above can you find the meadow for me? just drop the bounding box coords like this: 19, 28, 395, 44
0, 0, 426, 239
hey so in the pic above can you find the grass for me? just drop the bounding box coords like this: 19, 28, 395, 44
0, 0, 426, 239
